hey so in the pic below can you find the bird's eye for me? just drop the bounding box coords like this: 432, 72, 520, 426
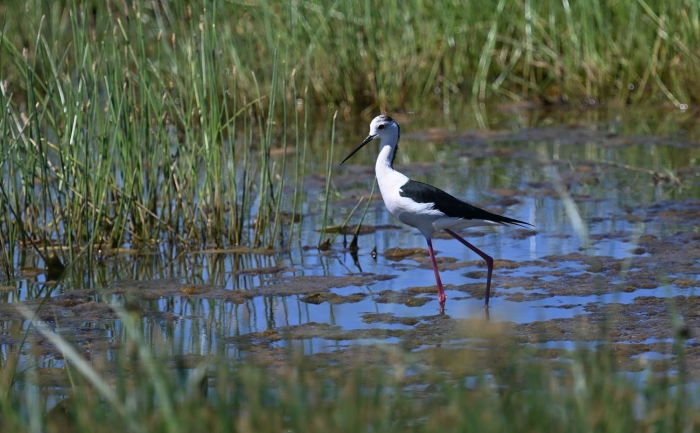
377, 124, 385, 130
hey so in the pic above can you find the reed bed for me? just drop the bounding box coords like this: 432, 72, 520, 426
3, 0, 698, 109
0, 1, 312, 276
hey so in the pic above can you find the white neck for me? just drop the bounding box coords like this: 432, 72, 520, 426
374, 128, 400, 169
375, 137, 408, 197
375, 142, 395, 176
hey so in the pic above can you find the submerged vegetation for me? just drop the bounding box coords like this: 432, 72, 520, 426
1, 0, 700, 431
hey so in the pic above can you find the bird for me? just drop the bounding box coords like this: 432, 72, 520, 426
341, 114, 531, 312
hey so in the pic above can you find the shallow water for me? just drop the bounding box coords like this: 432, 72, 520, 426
2, 103, 700, 377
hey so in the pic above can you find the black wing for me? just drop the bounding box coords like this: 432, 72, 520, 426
399, 180, 530, 227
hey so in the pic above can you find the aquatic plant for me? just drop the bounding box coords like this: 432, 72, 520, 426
1, 300, 698, 432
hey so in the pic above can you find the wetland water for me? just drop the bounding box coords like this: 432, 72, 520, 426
2, 104, 700, 382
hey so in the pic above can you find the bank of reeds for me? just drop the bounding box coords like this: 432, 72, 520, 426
0, 1, 315, 275
4, 0, 697, 108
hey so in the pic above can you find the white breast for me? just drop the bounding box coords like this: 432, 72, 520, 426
375, 145, 444, 237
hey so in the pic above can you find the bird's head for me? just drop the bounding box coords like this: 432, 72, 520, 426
341, 114, 400, 164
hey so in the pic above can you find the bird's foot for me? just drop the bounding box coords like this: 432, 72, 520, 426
438, 290, 446, 314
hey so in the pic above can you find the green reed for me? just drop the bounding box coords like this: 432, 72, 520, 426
318, 110, 337, 247
0, 0, 320, 278
287, 72, 308, 246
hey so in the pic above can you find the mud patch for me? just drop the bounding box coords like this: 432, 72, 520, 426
373, 289, 432, 307
299, 292, 367, 304
111, 279, 252, 304
258, 274, 396, 297
383, 247, 429, 261
361, 313, 422, 326
646, 200, 700, 225
514, 295, 700, 371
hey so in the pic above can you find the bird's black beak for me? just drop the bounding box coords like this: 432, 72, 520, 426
340, 134, 376, 165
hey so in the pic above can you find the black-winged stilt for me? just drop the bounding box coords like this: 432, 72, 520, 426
341, 115, 531, 312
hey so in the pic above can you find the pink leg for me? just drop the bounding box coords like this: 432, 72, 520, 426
425, 238, 446, 312
444, 229, 493, 308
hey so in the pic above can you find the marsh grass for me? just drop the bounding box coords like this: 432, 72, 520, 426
1, 304, 698, 433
